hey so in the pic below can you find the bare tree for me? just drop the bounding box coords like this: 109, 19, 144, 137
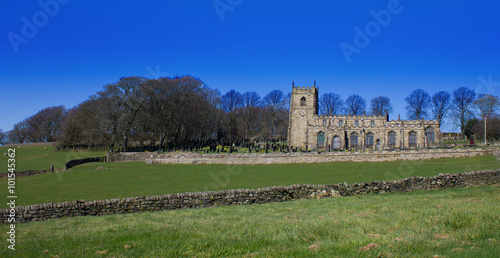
61, 97, 118, 149
452, 87, 476, 139
320, 93, 343, 115
221, 90, 244, 112
405, 89, 430, 120
60, 98, 111, 148
472, 114, 500, 141
474, 94, 499, 145
370, 96, 392, 116
242, 91, 261, 107
58, 75, 223, 150
282, 93, 291, 110
345, 94, 366, 116
263, 90, 287, 137
240, 92, 262, 138
221, 90, 244, 139
8, 120, 29, 143
141, 76, 213, 147
199, 88, 223, 141
82, 98, 110, 147
0, 129, 6, 145
142, 78, 176, 147
12, 106, 67, 143
431, 91, 451, 126
39, 106, 66, 142
170, 76, 211, 144
59, 107, 79, 148
97, 77, 148, 150
263, 90, 286, 110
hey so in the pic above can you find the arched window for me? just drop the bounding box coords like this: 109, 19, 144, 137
409, 131, 417, 147
388, 131, 396, 147
425, 127, 435, 144
350, 132, 358, 149
300, 97, 306, 106
366, 133, 374, 149
317, 132, 325, 144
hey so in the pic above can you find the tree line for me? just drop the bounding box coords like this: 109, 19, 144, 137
403, 88, 499, 142
1, 77, 498, 149
320, 88, 499, 142
2, 76, 289, 151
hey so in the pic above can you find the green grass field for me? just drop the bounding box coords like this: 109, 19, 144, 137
1, 185, 498, 257
0, 153, 498, 209
0, 144, 106, 172
0, 144, 498, 256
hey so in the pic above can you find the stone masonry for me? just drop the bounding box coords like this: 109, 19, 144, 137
107, 148, 498, 165
287, 82, 441, 150
1, 169, 498, 224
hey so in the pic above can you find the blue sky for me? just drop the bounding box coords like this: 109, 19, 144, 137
1, 0, 499, 133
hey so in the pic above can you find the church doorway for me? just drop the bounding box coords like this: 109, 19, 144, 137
332, 136, 340, 150
317, 132, 325, 150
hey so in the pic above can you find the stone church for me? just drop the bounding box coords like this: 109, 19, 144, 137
287, 82, 441, 150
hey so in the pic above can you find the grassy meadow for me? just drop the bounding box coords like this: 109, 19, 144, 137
0, 152, 498, 208
0, 185, 498, 257
0, 144, 106, 172
0, 144, 498, 256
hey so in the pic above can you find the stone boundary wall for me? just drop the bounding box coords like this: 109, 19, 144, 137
1, 169, 498, 224
0, 170, 50, 178
107, 148, 499, 165
65, 156, 104, 170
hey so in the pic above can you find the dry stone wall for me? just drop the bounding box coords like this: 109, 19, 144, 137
107, 148, 498, 165
65, 156, 104, 170
0, 170, 50, 178
1, 169, 498, 224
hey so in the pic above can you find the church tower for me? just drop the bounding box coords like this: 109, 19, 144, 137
287, 81, 318, 149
